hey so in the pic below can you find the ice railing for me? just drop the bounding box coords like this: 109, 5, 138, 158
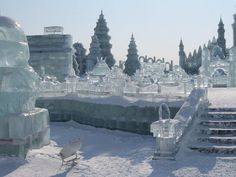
39, 67, 197, 99
150, 76, 209, 159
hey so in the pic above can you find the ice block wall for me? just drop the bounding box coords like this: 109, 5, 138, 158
36, 96, 182, 135
27, 34, 74, 82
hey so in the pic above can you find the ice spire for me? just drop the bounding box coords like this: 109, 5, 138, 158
217, 17, 227, 56
193, 49, 197, 58
207, 40, 212, 48
188, 52, 192, 59
86, 34, 101, 71
179, 38, 186, 69
212, 36, 217, 44
197, 46, 202, 58
124, 34, 141, 76
233, 12, 236, 47
94, 11, 115, 68
179, 38, 184, 50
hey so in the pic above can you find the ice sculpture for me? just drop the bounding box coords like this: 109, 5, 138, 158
150, 103, 180, 160
0, 16, 50, 158
91, 58, 111, 77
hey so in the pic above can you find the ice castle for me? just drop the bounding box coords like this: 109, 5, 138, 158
0, 16, 50, 158
179, 13, 236, 87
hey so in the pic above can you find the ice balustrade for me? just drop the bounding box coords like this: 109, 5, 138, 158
39, 66, 196, 98
38, 59, 208, 98
150, 86, 208, 160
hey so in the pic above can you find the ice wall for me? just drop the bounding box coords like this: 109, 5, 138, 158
27, 34, 74, 82
36, 96, 182, 135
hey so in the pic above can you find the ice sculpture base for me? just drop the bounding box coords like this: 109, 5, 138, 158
0, 108, 50, 158
153, 152, 176, 160
152, 137, 177, 160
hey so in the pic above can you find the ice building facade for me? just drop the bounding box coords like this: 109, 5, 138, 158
200, 37, 230, 87
179, 13, 236, 87
27, 27, 74, 82
0, 16, 50, 158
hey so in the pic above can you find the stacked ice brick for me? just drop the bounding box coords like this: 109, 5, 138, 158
0, 16, 50, 158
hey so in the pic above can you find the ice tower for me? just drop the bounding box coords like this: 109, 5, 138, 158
0, 16, 50, 158
94, 11, 115, 68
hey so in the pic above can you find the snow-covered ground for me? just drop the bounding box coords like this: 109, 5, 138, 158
1, 121, 236, 177
208, 88, 236, 108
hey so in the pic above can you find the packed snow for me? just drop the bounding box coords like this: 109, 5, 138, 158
1, 121, 236, 177
208, 88, 236, 108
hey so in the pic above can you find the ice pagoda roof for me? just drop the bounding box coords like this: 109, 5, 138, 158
91, 59, 111, 76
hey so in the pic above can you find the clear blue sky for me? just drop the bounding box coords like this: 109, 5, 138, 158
1, 0, 236, 64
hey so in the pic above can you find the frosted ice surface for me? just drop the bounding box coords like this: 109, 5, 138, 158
0, 16, 29, 67
91, 58, 111, 76
0, 16, 50, 157
0, 16, 40, 116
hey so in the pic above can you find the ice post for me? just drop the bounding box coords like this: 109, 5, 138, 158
0, 16, 50, 158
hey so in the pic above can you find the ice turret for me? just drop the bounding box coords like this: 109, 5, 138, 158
217, 18, 226, 56
212, 36, 217, 44
232, 13, 236, 47
179, 39, 186, 69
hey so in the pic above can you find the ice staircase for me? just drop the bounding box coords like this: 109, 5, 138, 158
188, 107, 236, 154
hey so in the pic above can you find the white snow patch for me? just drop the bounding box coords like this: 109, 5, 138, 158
0, 121, 236, 177
208, 88, 236, 108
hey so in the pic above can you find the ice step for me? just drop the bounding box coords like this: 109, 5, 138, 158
208, 108, 236, 112
200, 119, 236, 127
198, 126, 236, 135
201, 118, 236, 122
198, 136, 236, 144
188, 107, 236, 154
189, 144, 236, 154
207, 112, 236, 119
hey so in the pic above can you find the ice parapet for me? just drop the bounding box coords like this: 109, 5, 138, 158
151, 89, 207, 160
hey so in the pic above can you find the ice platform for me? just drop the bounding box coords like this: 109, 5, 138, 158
0, 108, 50, 158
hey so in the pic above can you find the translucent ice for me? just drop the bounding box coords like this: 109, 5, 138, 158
0, 16, 50, 157
0, 16, 40, 117
0, 16, 29, 67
